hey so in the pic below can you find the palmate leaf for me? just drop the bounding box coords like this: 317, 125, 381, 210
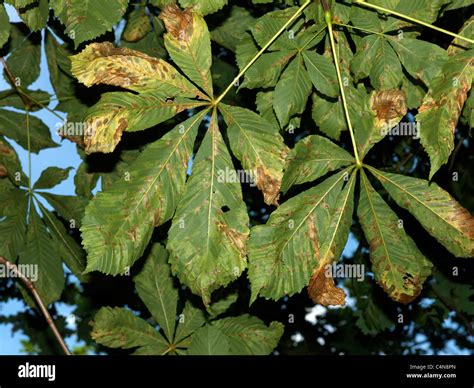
417, 50, 473, 179
133, 244, 178, 343
219, 104, 288, 205
248, 169, 354, 303
368, 168, 474, 258
358, 170, 432, 304
281, 135, 354, 193
82, 111, 207, 275
50, 0, 129, 48
167, 111, 249, 306
160, 5, 214, 97
91, 245, 282, 355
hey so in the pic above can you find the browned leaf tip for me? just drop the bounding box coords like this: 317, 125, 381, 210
159, 4, 193, 40
308, 265, 346, 306
371, 89, 407, 123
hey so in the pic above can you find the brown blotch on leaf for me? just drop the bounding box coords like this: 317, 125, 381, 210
371, 89, 408, 123
216, 221, 248, 255
159, 5, 194, 41
256, 166, 281, 206
308, 265, 346, 306
0, 141, 13, 156
0, 165, 7, 178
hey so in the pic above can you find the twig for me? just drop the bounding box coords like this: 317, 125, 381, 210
0, 57, 33, 109
0, 256, 72, 355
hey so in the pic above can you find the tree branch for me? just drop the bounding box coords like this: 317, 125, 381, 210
0, 57, 33, 110
0, 256, 72, 355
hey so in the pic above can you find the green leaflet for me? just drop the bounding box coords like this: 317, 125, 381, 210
281, 135, 354, 193
307, 171, 356, 306
3, 24, 41, 88
212, 315, 284, 355
71, 42, 202, 98
187, 325, 231, 355
174, 302, 206, 347
351, 35, 403, 89
358, 170, 432, 304
122, 7, 152, 43
236, 35, 295, 89
179, 0, 228, 16
83, 91, 205, 154
302, 50, 339, 98
50, 0, 128, 48
82, 110, 208, 275
417, 50, 473, 179
133, 244, 178, 343
0, 136, 26, 186
273, 54, 312, 128
20, 206, 65, 307
167, 111, 249, 306
350, 277, 394, 336
250, 7, 300, 51
91, 307, 169, 355
389, 37, 448, 88
161, 6, 214, 97
0, 185, 27, 261
0, 5, 11, 49
248, 169, 352, 303
211, 6, 255, 51
33, 167, 73, 190
8, 0, 48, 31
0, 109, 59, 153
368, 167, 474, 258
219, 104, 288, 206
37, 202, 88, 283
38, 193, 87, 228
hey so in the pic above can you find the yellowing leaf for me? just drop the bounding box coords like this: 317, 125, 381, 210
71, 42, 204, 98
369, 167, 474, 258
83, 91, 206, 154
417, 50, 473, 179
358, 170, 432, 304
160, 5, 214, 97
219, 104, 288, 205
